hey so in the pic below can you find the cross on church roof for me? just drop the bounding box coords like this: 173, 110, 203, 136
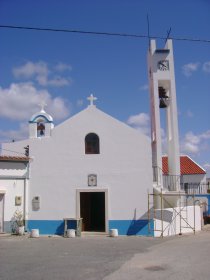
87, 94, 97, 106
39, 101, 47, 112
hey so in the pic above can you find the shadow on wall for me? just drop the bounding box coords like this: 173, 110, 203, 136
0, 162, 27, 170
126, 209, 154, 236
27, 220, 77, 235
55, 220, 77, 235
127, 219, 150, 235
55, 222, 64, 235
126, 208, 174, 235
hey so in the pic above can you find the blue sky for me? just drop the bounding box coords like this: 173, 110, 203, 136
0, 0, 209, 176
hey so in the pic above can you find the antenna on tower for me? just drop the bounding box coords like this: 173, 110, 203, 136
165, 27, 172, 44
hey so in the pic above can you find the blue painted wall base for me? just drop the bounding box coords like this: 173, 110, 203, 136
27, 220, 76, 235
109, 219, 154, 236
24, 219, 154, 236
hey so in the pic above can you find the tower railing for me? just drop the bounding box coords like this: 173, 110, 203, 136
162, 174, 181, 191
153, 165, 181, 191
181, 183, 210, 195
153, 166, 210, 194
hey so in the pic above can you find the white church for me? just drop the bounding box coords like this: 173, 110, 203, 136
0, 40, 205, 236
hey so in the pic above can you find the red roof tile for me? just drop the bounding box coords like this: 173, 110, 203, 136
162, 155, 206, 175
0, 156, 29, 162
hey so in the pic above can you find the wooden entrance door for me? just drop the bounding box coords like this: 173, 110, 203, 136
80, 192, 105, 232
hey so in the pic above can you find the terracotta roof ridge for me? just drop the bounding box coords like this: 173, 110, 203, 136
162, 155, 206, 175
0, 155, 29, 161
182, 154, 206, 173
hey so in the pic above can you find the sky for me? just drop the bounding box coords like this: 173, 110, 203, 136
0, 0, 209, 176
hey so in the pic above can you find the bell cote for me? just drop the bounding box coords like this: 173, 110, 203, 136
29, 104, 54, 139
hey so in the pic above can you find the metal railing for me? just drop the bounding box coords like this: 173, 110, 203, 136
153, 166, 180, 191
181, 183, 210, 195
153, 166, 210, 194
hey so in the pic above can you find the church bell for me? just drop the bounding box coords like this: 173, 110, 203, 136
159, 97, 169, 108
158, 86, 169, 108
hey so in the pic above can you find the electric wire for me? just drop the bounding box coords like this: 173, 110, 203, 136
0, 24, 210, 43
0, 24, 209, 148
0, 147, 26, 157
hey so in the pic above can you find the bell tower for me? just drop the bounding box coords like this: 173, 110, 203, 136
148, 39, 180, 191
29, 102, 54, 139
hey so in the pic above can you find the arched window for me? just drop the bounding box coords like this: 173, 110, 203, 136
37, 122, 45, 137
85, 133, 100, 154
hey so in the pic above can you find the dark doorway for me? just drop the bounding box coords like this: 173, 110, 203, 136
80, 192, 105, 232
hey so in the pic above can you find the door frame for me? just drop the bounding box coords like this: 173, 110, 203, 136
76, 189, 108, 233
0, 192, 5, 233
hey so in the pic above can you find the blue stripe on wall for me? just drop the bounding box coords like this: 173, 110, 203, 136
109, 219, 154, 236
27, 220, 77, 235
25, 219, 154, 236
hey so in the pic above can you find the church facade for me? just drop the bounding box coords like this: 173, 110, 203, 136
1, 39, 204, 237
0, 99, 153, 236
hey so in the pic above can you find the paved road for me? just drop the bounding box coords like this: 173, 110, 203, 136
0, 230, 210, 280
104, 230, 210, 280
0, 234, 163, 280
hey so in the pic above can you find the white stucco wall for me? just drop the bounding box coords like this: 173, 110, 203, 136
154, 205, 202, 237
182, 174, 206, 184
181, 174, 207, 194
0, 159, 29, 232
2, 106, 153, 225
0, 179, 25, 222
0, 162, 28, 177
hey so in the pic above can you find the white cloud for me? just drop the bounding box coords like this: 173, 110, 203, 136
203, 61, 210, 73
54, 62, 72, 72
13, 61, 48, 79
185, 132, 200, 145
36, 75, 71, 87
48, 76, 71, 87
182, 62, 200, 77
181, 132, 201, 154
182, 142, 200, 154
0, 123, 28, 142
13, 61, 72, 87
127, 113, 150, 135
181, 130, 210, 155
203, 163, 210, 173
127, 113, 150, 127
0, 83, 70, 121
201, 130, 210, 139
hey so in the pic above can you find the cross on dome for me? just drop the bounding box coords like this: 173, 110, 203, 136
39, 101, 47, 112
87, 94, 97, 106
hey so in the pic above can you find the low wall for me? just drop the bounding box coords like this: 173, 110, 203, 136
154, 205, 201, 237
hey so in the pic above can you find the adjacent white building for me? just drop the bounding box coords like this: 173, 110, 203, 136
162, 155, 207, 193
0, 156, 29, 233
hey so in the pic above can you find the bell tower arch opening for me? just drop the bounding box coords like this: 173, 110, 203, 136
29, 102, 54, 139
